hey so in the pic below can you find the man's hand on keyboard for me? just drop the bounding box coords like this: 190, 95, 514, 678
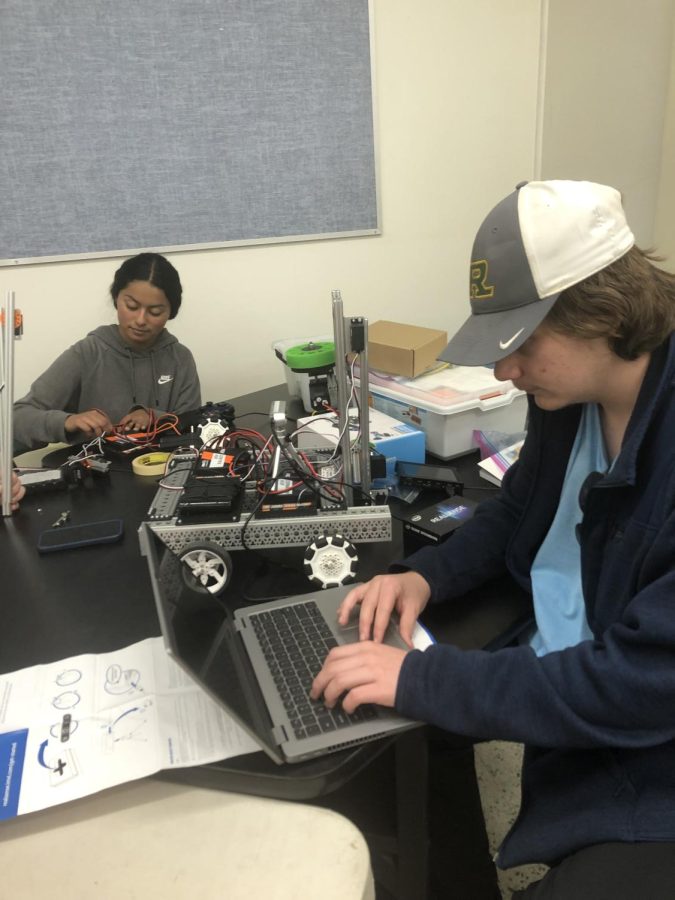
310, 641, 408, 713
337, 571, 432, 646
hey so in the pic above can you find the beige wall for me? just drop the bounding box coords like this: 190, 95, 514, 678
540, 0, 675, 246
655, 13, 675, 267
2, 0, 674, 406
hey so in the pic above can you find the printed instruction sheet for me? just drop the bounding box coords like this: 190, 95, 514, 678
0, 637, 259, 819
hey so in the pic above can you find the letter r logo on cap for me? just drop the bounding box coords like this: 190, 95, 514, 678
470, 259, 494, 300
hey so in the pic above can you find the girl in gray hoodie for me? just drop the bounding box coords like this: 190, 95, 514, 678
13, 253, 202, 453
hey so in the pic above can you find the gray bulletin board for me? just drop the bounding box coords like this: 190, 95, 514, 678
1, 0, 378, 265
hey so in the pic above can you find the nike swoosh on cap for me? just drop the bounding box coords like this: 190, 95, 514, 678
499, 328, 525, 351
157, 375, 174, 385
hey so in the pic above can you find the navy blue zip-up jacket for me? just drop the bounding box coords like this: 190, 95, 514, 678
393, 332, 675, 868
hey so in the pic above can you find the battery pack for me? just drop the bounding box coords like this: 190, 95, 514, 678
19, 468, 68, 494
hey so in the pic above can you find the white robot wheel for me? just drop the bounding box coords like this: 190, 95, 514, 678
303, 534, 358, 589
197, 418, 228, 444
180, 542, 233, 596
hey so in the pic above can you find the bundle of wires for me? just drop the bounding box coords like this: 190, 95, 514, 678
102, 410, 181, 454
198, 426, 274, 482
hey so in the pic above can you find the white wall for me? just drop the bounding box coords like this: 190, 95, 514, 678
655, 14, 675, 267
3, 0, 675, 409
540, 0, 675, 247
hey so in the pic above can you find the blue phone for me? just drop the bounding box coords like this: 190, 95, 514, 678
37, 519, 124, 553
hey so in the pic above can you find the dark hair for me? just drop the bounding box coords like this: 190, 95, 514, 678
544, 246, 675, 359
110, 253, 183, 319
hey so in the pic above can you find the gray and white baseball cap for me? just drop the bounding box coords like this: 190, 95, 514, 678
439, 180, 635, 365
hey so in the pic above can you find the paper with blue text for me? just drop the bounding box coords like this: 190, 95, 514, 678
0, 637, 258, 819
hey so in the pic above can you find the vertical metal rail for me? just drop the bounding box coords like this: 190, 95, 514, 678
1, 291, 15, 517
331, 290, 353, 506
356, 317, 371, 497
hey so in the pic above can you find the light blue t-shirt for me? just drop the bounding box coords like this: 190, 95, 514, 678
529, 404, 609, 657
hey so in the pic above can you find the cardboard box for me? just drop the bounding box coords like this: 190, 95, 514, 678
368, 321, 447, 379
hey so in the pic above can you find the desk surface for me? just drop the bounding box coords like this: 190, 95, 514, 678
2, 384, 531, 794
0, 777, 375, 900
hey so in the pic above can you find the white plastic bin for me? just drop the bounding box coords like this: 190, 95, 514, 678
358, 365, 528, 459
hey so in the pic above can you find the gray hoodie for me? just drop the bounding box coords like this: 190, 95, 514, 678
13, 325, 202, 453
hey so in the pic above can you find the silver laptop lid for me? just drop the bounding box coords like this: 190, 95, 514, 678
144, 524, 418, 765
144, 524, 285, 763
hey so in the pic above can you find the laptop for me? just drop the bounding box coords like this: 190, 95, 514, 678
142, 524, 419, 764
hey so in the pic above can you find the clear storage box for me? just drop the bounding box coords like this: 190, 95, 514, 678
357, 364, 528, 460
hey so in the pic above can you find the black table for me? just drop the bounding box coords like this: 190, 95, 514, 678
4, 384, 532, 899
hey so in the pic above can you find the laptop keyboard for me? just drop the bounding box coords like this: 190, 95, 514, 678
250, 601, 378, 741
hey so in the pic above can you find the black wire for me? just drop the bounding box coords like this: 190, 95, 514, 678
276, 437, 348, 508
336, 478, 375, 506
234, 410, 298, 428
239, 484, 269, 552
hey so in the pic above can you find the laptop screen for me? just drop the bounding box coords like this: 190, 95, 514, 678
143, 526, 282, 762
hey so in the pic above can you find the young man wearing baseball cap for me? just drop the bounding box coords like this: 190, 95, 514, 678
312, 181, 675, 897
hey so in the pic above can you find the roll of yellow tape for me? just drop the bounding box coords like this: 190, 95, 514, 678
132, 452, 171, 477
